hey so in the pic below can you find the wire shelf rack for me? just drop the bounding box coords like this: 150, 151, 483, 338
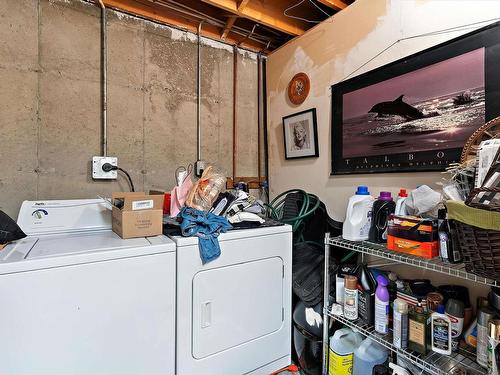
328, 236, 499, 287
328, 310, 485, 375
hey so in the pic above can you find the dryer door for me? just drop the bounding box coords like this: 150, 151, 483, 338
192, 257, 283, 359
176, 227, 292, 375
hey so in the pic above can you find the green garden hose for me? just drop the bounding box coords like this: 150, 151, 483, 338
266, 189, 355, 263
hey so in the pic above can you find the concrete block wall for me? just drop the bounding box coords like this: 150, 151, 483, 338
0, 0, 262, 219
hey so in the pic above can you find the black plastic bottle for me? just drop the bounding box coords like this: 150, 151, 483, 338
438, 208, 462, 264
357, 264, 376, 325
368, 192, 396, 243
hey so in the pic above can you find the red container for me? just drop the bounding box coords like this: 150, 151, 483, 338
163, 193, 171, 215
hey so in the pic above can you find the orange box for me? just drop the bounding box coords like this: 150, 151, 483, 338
387, 235, 439, 259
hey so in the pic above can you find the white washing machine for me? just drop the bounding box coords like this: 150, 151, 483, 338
0, 199, 176, 375
171, 224, 292, 375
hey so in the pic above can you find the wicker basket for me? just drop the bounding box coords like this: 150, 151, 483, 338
453, 220, 500, 280
447, 200, 500, 280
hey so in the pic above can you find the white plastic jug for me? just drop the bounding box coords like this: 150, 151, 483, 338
343, 186, 374, 241
353, 337, 389, 375
329, 328, 364, 375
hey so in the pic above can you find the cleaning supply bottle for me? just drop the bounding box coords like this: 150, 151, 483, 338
446, 298, 465, 352
409, 301, 430, 355
353, 337, 389, 375
394, 189, 408, 216
431, 304, 452, 355
389, 363, 412, 375
478, 308, 497, 368
368, 192, 396, 243
357, 264, 376, 325
328, 327, 363, 375
343, 186, 374, 241
344, 275, 358, 321
374, 275, 390, 335
393, 298, 408, 349
438, 208, 463, 264
488, 319, 500, 375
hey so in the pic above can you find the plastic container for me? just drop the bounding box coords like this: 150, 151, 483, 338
343, 186, 374, 241
328, 327, 363, 375
374, 275, 390, 335
431, 304, 452, 355
394, 189, 408, 216
353, 337, 389, 375
438, 208, 462, 264
393, 298, 408, 349
368, 192, 396, 243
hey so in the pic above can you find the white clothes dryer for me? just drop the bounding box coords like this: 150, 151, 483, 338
170, 224, 292, 375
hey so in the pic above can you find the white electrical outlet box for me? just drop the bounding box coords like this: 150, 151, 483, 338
92, 156, 118, 179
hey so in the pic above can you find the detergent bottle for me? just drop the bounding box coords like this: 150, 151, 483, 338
328, 327, 364, 375
342, 186, 374, 241
353, 337, 389, 375
394, 189, 408, 216
368, 192, 396, 243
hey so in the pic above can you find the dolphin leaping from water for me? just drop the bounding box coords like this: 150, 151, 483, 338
369, 95, 424, 121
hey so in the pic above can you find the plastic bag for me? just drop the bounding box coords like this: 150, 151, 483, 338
0, 211, 26, 246
170, 170, 194, 217
185, 166, 226, 212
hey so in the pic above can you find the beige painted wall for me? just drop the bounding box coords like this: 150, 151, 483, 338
267, 0, 500, 303
267, 0, 500, 222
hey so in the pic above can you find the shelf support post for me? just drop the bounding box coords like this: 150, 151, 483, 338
322, 232, 331, 375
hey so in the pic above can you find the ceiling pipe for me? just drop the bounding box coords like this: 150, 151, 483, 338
155, 0, 274, 49
97, 0, 108, 157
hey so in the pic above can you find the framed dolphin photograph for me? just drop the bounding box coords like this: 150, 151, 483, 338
331, 21, 500, 174
283, 108, 319, 160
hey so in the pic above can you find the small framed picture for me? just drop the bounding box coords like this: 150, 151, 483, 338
283, 108, 319, 159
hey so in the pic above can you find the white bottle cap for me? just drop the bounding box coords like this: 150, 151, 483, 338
394, 298, 408, 314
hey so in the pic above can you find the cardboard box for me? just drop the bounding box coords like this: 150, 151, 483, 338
112, 192, 164, 239
387, 215, 439, 259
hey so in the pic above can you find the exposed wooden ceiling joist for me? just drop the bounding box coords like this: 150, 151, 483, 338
100, 0, 266, 51
221, 15, 237, 39
201, 0, 307, 36
237, 0, 251, 12
316, 0, 348, 11
96, 0, 356, 52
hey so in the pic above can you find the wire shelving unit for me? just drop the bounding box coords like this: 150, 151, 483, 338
328, 311, 485, 375
328, 236, 499, 287
321, 233, 493, 375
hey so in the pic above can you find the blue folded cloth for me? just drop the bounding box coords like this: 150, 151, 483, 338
179, 207, 232, 264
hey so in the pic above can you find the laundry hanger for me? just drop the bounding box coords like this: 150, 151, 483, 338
283, 0, 331, 24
